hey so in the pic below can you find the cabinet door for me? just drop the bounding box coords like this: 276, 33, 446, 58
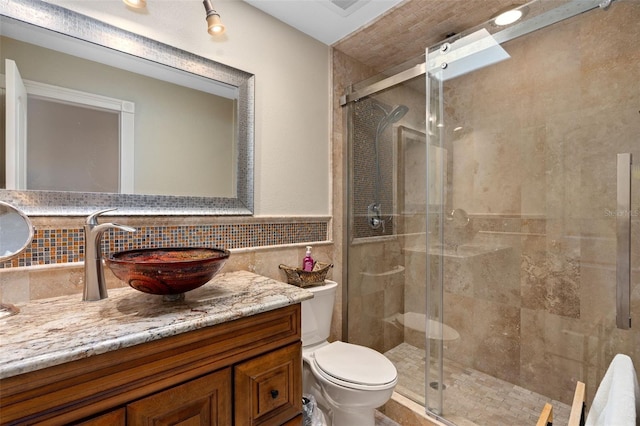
234, 343, 302, 426
127, 368, 231, 426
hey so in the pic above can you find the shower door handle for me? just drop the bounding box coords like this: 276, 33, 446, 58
616, 153, 632, 329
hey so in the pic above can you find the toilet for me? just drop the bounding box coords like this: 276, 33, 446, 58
302, 280, 397, 426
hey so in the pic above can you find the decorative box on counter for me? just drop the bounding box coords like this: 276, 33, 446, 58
278, 262, 333, 287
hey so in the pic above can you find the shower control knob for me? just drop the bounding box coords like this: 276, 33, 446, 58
367, 203, 385, 230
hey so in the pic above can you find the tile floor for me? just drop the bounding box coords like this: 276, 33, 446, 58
385, 342, 571, 426
375, 410, 401, 426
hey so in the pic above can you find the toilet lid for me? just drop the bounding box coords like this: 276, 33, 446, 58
313, 341, 397, 386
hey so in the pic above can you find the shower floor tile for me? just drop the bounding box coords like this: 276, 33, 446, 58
385, 343, 571, 426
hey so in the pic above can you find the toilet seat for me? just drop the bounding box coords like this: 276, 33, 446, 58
312, 341, 397, 391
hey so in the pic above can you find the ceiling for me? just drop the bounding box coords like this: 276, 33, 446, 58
48, 0, 530, 78
243, 0, 405, 46
248, 0, 528, 73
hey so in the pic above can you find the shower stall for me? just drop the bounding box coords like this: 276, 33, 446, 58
342, 0, 640, 424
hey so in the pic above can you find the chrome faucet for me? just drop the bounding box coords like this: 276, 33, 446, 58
83, 208, 136, 301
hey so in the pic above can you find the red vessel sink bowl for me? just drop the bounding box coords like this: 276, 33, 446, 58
106, 247, 230, 296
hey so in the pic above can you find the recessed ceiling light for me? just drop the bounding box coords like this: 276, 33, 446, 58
494, 6, 526, 26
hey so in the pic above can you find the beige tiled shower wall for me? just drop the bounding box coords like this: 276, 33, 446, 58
333, 0, 640, 411
434, 2, 640, 406
333, 46, 430, 354
331, 49, 382, 342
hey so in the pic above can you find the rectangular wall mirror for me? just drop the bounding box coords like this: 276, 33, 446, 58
0, 0, 254, 215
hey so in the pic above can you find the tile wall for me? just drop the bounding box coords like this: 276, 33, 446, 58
333, 0, 640, 411
0, 215, 335, 308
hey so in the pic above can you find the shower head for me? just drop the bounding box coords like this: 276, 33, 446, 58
376, 103, 409, 135
373, 102, 409, 121
386, 104, 409, 124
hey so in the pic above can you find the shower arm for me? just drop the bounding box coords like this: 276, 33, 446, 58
368, 124, 386, 231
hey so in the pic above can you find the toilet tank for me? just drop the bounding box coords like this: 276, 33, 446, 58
301, 280, 338, 347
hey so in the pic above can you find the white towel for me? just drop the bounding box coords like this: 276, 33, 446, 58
585, 354, 640, 426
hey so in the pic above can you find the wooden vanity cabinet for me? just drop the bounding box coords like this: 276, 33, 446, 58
0, 304, 303, 426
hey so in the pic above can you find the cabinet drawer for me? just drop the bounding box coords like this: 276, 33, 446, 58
234, 343, 302, 426
128, 368, 232, 426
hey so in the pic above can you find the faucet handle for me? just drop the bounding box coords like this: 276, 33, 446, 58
86, 208, 118, 226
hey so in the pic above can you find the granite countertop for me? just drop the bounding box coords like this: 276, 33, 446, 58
0, 270, 313, 380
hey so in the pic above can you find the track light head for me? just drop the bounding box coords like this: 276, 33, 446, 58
122, 0, 146, 9
203, 0, 225, 35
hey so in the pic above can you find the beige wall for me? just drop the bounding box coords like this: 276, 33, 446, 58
49, 0, 331, 217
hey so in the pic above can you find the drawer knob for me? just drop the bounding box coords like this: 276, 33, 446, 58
270, 389, 279, 399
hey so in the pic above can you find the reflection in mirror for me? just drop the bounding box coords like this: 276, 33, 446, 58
0, 200, 34, 261
2, 38, 236, 198
0, 0, 254, 215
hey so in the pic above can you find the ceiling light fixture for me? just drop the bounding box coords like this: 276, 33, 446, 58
203, 0, 225, 35
493, 6, 526, 26
122, 0, 146, 9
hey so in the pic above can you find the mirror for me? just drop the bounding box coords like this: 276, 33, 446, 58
0, 200, 34, 261
0, 0, 254, 215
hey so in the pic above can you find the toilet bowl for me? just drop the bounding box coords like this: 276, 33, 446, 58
302, 280, 397, 426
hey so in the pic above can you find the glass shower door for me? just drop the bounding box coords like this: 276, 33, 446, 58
425, 1, 640, 424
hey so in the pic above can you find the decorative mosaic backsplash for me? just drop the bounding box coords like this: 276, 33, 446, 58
352, 98, 396, 239
1, 220, 329, 268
